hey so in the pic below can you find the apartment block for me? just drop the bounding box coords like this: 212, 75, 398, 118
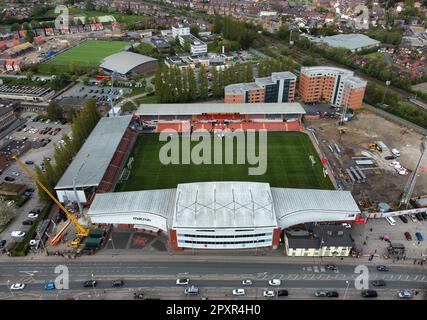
299, 66, 367, 109
224, 72, 297, 104
178, 34, 207, 55
172, 23, 190, 38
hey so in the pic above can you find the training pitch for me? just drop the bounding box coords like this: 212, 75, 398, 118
39, 40, 130, 73
116, 132, 334, 191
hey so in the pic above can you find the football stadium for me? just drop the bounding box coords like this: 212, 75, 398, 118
55, 103, 361, 250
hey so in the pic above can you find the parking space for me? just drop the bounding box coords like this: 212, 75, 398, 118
56, 82, 131, 105
0, 113, 72, 246
106, 230, 166, 252
351, 216, 427, 260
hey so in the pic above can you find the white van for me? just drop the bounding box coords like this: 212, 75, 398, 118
391, 148, 401, 157
385, 216, 396, 226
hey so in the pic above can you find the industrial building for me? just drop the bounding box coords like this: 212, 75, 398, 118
309, 33, 380, 52
88, 182, 360, 250
99, 51, 157, 77
55, 115, 136, 204
224, 72, 297, 104
0, 84, 55, 102
298, 66, 367, 109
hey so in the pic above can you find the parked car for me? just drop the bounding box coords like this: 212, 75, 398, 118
314, 290, 328, 297
83, 280, 97, 288
268, 279, 281, 286
398, 290, 413, 299
326, 291, 339, 297
404, 232, 412, 241
409, 214, 418, 223
361, 290, 378, 298
232, 289, 246, 296
0, 239, 6, 249
372, 280, 386, 287
184, 286, 199, 295
263, 290, 275, 297
421, 212, 427, 220
277, 289, 288, 297
242, 279, 253, 286
25, 160, 34, 165
11, 231, 25, 238
111, 280, 124, 288
176, 278, 189, 285
44, 282, 55, 290
415, 232, 424, 241
398, 215, 408, 223
22, 220, 34, 226
376, 265, 389, 272
10, 283, 25, 291
415, 212, 424, 221
4, 176, 15, 182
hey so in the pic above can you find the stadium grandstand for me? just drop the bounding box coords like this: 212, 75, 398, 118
55, 115, 136, 204
134, 102, 306, 133
88, 181, 361, 250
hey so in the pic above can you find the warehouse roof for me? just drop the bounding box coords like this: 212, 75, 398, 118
173, 182, 278, 228
271, 188, 360, 229
55, 115, 132, 190
136, 102, 306, 116
99, 51, 157, 75
88, 189, 176, 224
311, 33, 380, 51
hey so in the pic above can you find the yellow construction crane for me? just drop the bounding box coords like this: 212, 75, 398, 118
12, 155, 90, 238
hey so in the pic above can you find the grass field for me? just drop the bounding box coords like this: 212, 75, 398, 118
116, 132, 334, 191
38, 40, 130, 74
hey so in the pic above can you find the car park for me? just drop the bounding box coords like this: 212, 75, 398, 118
176, 278, 189, 285
376, 265, 388, 271
242, 279, 252, 286
361, 290, 378, 298
415, 232, 424, 241
83, 280, 97, 288
404, 232, 412, 241
11, 231, 25, 238
398, 215, 408, 223
44, 282, 55, 290
372, 280, 386, 287
263, 290, 275, 298
268, 279, 281, 286
398, 290, 413, 299
232, 289, 245, 296
10, 283, 25, 291
112, 280, 124, 288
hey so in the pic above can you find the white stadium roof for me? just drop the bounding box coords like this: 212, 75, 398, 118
173, 182, 278, 229
99, 51, 157, 75
136, 103, 306, 116
86, 183, 360, 230
271, 188, 361, 229
55, 115, 132, 190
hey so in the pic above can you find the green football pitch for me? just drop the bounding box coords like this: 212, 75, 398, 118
116, 132, 334, 191
38, 40, 130, 73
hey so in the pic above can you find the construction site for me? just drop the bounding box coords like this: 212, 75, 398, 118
305, 109, 427, 212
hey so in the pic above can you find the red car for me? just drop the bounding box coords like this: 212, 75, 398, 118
404, 232, 412, 241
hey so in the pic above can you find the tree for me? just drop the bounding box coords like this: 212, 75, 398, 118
49, 65, 57, 75
46, 101, 63, 121
85, 0, 95, 11
190, 24, 200, 38
154, 64, 163, 97
183, 37, 191, 52
24, 30, 35, 43
68, 63, 77, 75
245, 63, 253, 82
199, 64, 208, 100
32, 5, 48, 17
22, 22, 31, 31
25, 71, 34, 81
188, 68, 197, 101
0, 197, 15, 228
81, 75, 89, 85
35, 165, 53, 204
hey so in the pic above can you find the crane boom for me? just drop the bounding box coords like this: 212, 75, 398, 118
12, 155, 90, 237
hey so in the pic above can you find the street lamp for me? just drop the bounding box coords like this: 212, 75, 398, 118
343, 280, 350, 300
6, 280, 13, 296
91, 273, 98, 297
